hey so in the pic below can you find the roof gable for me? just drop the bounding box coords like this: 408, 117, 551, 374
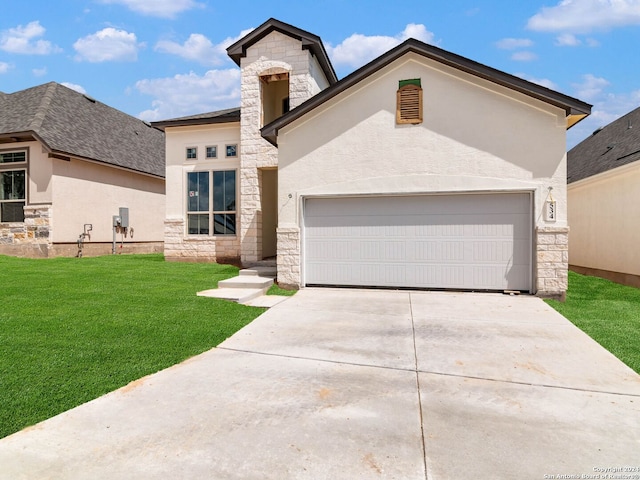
262, 38, 592, 146
226, 18, 337, 85
568, 105, 640, 183
0, 82, 165, 178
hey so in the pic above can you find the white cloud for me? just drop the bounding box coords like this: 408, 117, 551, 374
135, 69, 241, 121
511, 51, 538, 61
0, 21, 61, 55
572, 73, 610, 100
0, 62, 11, 73
61, 82, 87, 94
327, 23, 436, 69
515, 73, 558, 90
154, 28, 254, 66
586, 37, 601, 46
555, 33, 581, 46
98, 0, 202, 18
32, 67, 47, 76
73, 28, 141, 62
495, 38, 534, 50
527, 0, 640, 33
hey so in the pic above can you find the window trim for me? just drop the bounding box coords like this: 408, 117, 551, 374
186, 169, 237, 237
186, 147, 198, 160
0, 148, 28, 223
225, 144, 238, 158
205, 145, 218, 159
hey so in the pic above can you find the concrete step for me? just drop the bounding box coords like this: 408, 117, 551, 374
239, 266, 277, 278
197, 287, 266, 304
218, 275, 274, 290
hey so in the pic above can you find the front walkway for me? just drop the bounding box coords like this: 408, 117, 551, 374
1, 289, 638, 479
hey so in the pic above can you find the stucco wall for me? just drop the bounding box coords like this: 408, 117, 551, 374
568, 161, 640, 277
51, 157, 165, 243
276, 54, 569, 292
278, 55, 567, 227
164, 123, 241, 261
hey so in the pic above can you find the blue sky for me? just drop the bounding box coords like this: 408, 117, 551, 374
1, 0, 639, 148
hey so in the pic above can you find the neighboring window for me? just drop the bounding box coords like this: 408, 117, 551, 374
226, 144, 237, 157
187, 170, 236, 236
0, 150, 26, 222
396, 79, 423, 125
186, 147, 197, 160
282, 97, 290, 114
0, 151, 26, 164
206, 146, 217, 159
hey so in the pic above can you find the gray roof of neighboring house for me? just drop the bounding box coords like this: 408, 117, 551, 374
261, 38, 592, 146
151, 108, 241, 130
0, 82, 165, 178
227, 18, 337, 85
567, 105, 640, 183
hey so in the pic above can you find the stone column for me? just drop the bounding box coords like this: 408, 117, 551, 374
276, 227, 301, 288
536, 226, 569, 301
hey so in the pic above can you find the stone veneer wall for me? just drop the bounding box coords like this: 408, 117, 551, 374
536, 226, 569, 300
276, 227, 300, 288
239, 31, 321, 265
0, 205, 52, 256
163, 218, 240, 264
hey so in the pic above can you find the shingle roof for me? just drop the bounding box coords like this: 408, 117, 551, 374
0, 82, 165, 178
151, 108, 240, 130
262, 38, 592, 146
567, 105, 640, 183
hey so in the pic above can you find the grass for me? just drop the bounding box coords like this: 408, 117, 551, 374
0, 254, 267, 439
267, 282, 298, 296
546, 270, 640, 374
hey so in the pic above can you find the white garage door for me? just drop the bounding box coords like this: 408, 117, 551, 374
303, 193, 532, 291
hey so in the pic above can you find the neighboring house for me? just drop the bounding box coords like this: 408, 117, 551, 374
0, 82, 165, 257
567, 106, 640, 288
153, 18, 591, 299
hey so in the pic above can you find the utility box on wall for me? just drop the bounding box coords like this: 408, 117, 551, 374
119, 207, 129, 228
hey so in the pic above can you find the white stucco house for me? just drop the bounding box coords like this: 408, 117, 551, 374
153, 18, 591, 300
0, 82, 165, 257
567, 105, 640, 288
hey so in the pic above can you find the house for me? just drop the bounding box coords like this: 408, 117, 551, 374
0, 82, 165, 257
153, 18, 591, 299
567, 106, 640, 288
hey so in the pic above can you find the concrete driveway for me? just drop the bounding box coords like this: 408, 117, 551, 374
1, 289, 639, 479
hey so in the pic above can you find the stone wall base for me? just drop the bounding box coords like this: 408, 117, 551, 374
535, 226, 569, 300
276, 227, 301, 288
0, 242, 163, 258
570, 265, 640, 290
164, 218, 240, 264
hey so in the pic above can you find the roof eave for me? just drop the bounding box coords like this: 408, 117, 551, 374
151, 114, 241, 131
261, 39, 592, 145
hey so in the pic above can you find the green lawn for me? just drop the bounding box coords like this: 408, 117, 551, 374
0, 254, 266, 439
546, 271, 640, 374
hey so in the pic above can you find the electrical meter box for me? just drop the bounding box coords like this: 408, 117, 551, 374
119, 207, 129, 228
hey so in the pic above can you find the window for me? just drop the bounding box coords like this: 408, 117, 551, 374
396, 79, 423, 125
226, 144, 237, 157
0, 150, 27, 222
186, 147, 197, 160
187, 170, 236, 235
206, 146, 217, 159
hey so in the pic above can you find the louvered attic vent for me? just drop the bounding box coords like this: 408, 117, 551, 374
396, 79, 423, 125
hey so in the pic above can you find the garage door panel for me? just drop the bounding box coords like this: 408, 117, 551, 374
304, 194, 532, 291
